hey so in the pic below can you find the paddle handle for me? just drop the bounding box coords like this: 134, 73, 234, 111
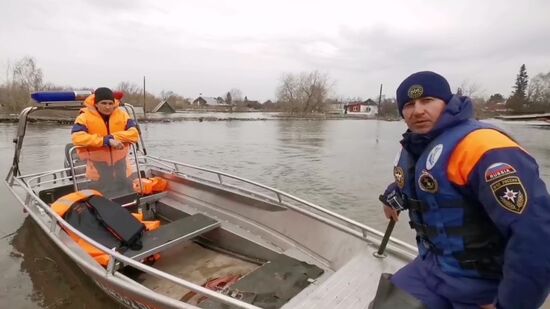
376, 219, 396, 256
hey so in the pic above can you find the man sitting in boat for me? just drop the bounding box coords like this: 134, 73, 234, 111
378, 71, 550, 308
71, 87, 139, 196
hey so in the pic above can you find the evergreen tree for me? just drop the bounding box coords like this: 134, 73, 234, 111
507, 64, 529, 112
488, 93, 505, 104
225, 92, 232, 105
513, 64, 529, 98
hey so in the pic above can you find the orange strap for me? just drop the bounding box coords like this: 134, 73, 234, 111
51, 189, 102, 216
447, 129, 524, 186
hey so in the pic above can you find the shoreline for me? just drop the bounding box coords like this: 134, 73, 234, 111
0, 113, 401, 124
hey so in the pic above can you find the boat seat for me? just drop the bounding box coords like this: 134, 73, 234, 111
124, 213, 220, 261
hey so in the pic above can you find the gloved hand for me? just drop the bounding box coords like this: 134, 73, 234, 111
379, 183, 406, 211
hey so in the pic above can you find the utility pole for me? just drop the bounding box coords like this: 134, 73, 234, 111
143, 76, 147, 120
377, 83, 383, 119
376, 83, 383, 143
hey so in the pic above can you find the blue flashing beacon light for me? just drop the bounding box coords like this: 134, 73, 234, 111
31, 90, 124, 103
31, 91, 92, 103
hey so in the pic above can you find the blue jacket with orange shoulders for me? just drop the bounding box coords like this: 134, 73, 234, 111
394, 95, 550, 309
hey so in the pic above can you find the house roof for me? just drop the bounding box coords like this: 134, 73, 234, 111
152, 100, 176, 113
193, 96, 226, 105
363, 99, 377, 106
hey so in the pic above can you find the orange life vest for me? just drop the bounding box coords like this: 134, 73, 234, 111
133, 177, 168, 195
52, 190, 160, 266
72, 94, 139, 181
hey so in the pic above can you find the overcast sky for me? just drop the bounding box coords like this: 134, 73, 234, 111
1, 0, 549, 101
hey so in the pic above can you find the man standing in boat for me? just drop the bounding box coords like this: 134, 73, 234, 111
379, 71, 550, 308
71, 87, 139, 195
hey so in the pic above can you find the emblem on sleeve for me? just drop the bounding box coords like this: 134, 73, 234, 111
484, 162, 517, 182
418, 170, 438, 193
490, 176, 527, 214
394, 166, 405, 189
426, 144, 443, 170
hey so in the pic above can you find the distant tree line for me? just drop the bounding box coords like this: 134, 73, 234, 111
2, 57, 549, 116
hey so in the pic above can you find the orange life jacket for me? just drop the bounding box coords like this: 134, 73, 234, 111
52, 190, 160, 266
133, 177, 168, 195
72, 94, 139, 181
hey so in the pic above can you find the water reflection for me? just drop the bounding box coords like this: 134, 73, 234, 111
276, 120, 327, 148
9, 218, 121, 308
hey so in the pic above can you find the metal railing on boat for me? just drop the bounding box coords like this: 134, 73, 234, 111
143, 155, 417, 259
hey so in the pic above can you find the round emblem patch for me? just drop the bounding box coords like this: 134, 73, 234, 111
407, 84, 424, 99
418, 170, 438, 193
394, 166, 405, 189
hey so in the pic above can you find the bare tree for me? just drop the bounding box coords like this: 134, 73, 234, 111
458, 80, 482, 97
1, 56, 45, 112
160, 90, 175, 101
229, 88, 243, 103
117, 81, 142, 96
527, 72, 550, 111
116, 81, 158, 111
160, 89, 188, 109
276, 70, 331, 114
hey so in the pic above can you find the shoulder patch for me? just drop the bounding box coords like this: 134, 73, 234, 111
484, 162, 517, 182
394, 166, 405, 189
490, 175, 527, 214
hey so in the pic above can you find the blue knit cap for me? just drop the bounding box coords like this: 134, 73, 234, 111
396, 71, 453, 116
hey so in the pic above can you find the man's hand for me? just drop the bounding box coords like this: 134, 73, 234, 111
480, 304, 496, 309
383, 205, 400, 221
380, 183, 406, 209
380, 183, 406, 221
109, 139, 124, 150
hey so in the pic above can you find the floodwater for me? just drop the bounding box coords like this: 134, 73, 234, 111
1, 118, 549, 308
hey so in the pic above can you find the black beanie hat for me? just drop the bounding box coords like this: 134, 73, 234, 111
396, 71, 453, 117
94, 87, 114, 104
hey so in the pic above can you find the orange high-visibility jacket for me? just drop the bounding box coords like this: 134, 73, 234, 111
71, 94, 139, 180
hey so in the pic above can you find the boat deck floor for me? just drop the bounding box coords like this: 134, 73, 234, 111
129, 241, 259, 304
287, 248, 393, 309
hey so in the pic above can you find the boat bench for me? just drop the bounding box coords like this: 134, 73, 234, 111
124, 213, 220, 261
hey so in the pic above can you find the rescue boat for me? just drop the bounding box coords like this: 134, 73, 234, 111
4, 91, 417, 309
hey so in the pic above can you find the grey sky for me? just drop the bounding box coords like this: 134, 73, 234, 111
1, 0, 549, 101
